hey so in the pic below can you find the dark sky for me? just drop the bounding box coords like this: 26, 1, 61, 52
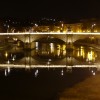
0, 0, 100, 20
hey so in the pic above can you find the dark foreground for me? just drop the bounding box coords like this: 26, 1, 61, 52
58, 70, 100, 100
0, 67, 96, 100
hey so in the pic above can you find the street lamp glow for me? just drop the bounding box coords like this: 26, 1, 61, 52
35, 24, 38, 27
5, 52, 8, 58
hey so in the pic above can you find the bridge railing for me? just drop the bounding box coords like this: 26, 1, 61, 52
0, 32, 100, 35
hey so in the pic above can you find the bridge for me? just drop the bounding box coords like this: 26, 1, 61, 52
0, 32, 100, 43
0, 32, 100, 49
0, 32, 100, 71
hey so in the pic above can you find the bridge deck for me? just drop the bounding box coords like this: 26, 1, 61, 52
0, 32, 100, 35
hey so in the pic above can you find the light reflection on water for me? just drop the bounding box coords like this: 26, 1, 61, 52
2, 67, 97, 77
0, 67, 97, 100
0, 43, 99, 66
0, 38, 99, 100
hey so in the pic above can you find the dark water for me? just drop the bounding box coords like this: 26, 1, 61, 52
0, 67, 97, 100
0, 38, 99, 100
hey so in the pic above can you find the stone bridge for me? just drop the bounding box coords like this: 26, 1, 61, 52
0, 32, 100, 44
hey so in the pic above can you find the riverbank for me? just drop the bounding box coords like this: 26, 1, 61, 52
57, 72, 100, 100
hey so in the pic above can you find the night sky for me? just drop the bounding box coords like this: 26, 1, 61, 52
0, 0, 100, 20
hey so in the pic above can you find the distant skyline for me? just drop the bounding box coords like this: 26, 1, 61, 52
0, 0, 100, 20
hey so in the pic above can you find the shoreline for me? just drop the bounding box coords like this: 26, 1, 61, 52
57, 72, 100, 100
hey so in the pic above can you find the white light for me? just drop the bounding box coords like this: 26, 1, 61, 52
7, 25, 9, 28
12, 57, 15, 61
47, 61, 50, 65
48, 59, 52, 62
7, 67, 10, 73
7, 60, 10, 64
91, 70, 93, 73
50, 43, 54, 53
35, 69, 39, 77
36, 69, 38, 73
93, 72, 95, 76
0, 32, 99, 35
61, 69, 63, 73
61, 69, 64, 76
5, 69, 7, 76
36, 42, 38, 50
62, 24, 63, 27
35, 24, 38, 27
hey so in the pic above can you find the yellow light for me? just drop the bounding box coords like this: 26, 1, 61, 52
5, 52, 8, 58
94, 30, 97, 32
50, 43, 54, 53
62, 45, 66, 50
62, 45, 66, 56
17, 41, 20, 46
57, 44, 60, 50
87, 51, 93, 61
57, 50, 60, 56
57, 44, 61, 56
61, 23, 63, 27
57, 30, 60, 33
87, 30, 90, 32
77, 50, 80, 57
80, 46, 84, 57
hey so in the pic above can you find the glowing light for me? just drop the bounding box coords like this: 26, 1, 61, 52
61, 69, 64, 76
61, 23, 64, 27
36, 42, 39, 50
87, 50, 94, 61
62, 45, 66, 51
25, 65, 30, 69
93, 72, 96, 76
57, 45, 60, 49
13, 38, 17, 41
47, 61, 50, 65
17, 41, 20, 46
7, 60, 10, 64
87, 30, 90, 32
48, 59, 52, 62
94, 30, 97, 32
62, 45, 66, 55
91, 70, 96, 75
50, 43, 54, 53
5, 69, 7, 76
7, 67, 10, 73
7, 25, 9, 28
80, 46, 85, 58
35, 69, 39, 77
57, 45, 61, 56
12, 57, 15, 61
35, 24, 38, 27
91, 70, 93, 73
0, 32, 100, 35
5, 52, 8, 58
